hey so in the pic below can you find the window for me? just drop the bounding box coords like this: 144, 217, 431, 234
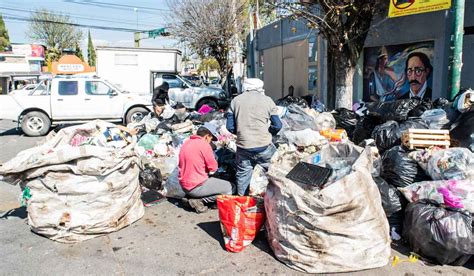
85, 81, 112, 95
162, 74, 184, 88
308, 36, 318, 63
58, 81, 78, 96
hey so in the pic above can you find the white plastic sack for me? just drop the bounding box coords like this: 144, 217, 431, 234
249, 165, 268, 196
160, 167, 186, 199
265, 144, 390, 273
283, 128, 327, 147
0, 121, 144, 243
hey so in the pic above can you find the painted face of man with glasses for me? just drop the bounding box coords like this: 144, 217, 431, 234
399, 52, 433, 101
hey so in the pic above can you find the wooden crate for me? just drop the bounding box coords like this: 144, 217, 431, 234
402, 129, 450, 150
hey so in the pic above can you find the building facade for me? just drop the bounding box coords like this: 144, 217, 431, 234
248, 3, 474, 108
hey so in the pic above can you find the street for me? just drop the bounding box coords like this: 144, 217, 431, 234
0, 120, 472, 275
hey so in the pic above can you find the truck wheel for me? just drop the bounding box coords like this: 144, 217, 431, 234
126, 107, 149, 125
196, 99, 218, 111
21, 111, 51, 136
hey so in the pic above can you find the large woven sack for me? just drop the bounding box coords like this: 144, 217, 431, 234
0, 121, 144, 243
265, 144, 390, 273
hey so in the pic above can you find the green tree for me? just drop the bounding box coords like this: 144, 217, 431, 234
26, 9, 82, 61
87, 30, 96, 66
74, 41, 84, 61
198, 57, 220, 79
0, 14, 11, 51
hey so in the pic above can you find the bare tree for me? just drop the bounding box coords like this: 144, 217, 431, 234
273, 1, 383, 108
26, 9, 83, 61
168, 0, 247, 80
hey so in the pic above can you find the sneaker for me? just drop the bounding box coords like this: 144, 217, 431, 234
188, 199, 208, 213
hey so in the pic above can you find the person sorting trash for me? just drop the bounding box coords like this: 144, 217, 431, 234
152, 81, 170, 105
178, 123, 235, 213
152, 99, 166, 118
226, 78, 282, 195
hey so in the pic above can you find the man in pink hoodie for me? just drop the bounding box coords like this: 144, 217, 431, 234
178, 123, 234, 213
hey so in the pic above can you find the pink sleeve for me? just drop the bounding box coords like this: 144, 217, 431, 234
202, 143, 218, 172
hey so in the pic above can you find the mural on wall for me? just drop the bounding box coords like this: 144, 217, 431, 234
363, 41, 434, 102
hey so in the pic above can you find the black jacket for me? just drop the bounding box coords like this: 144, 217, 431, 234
398, 87, 432, 101
152, 82, 170, 105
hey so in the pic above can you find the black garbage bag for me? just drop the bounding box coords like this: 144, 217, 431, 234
403, 200, 473, 265
433, 98, 451, 109
139, 165, 163, 190
275, 95, 308, 108
373, 177, 406, 217
214, 148, 237, 182
332, 108, 358, 139
388, 210, 405, 239
352, 114, 384, 145
366, 98, 422, 122
371, 121, 400, 152
380, 146, 430, 188
450, 110, 474, 149
408, 101, 432, 117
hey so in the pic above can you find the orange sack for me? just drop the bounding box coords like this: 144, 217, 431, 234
217, 195, 266, 253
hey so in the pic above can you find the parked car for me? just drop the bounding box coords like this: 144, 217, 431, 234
9, 83, 48, 96
153, 72, 229, 110
0, 76, 153, 136
182, 75, 202, 87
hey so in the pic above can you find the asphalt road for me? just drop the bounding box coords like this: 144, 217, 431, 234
0, 120, 472, 275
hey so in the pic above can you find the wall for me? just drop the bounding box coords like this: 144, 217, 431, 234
282, 40, 309, 97
262, 46, 282, 99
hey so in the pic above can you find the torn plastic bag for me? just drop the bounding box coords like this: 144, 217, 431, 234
403, 200, 473, 265
276, 95, 308, 108
365, 98, 422, 122
450, 110, 474, 150
380, 146, 430, 188
374, 177, 406, 217
265, 144, 390, 273
0, 121, 144, 243
332, 108, 358, 139
352, 114, 384, 145
139, 165, 163, 190
399, 179, 474, 213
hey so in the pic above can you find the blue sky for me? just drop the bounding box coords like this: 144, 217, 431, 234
1, 0, 178, 49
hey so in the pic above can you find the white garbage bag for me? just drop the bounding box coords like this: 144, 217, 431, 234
264, 144, 390, 273
160, 167, 186, 199
0, 121, 144, 243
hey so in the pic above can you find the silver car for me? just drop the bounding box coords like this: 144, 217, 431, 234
154, 72, 229, 110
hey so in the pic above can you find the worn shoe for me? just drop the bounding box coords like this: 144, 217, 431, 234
188, 199, 208, 213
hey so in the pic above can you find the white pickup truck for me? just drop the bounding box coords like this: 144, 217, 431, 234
0, 76, 153, 136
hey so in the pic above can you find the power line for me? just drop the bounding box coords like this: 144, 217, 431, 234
0, 6, 160, 28
3, 15, 148, 32
63, 0, 171, 15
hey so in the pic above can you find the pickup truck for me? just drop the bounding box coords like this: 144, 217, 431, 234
153, 72, 229, 110
0, 76, 153, 136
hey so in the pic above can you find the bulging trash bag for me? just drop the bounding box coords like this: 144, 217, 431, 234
399, 179, 474, 213
139, 165, 163, 190
265, 144, 390, 273
332, 108, 358, 139
366, 98, 423, 122
426, 148, 474, 180
314, 112, 336, 131
403, 200, 473, 265
371, 121, 400, 152
282, 104, 318, 131
450, 110, 474, 150
284, 128, 327, 147
408, 101, 433, 117
381, 146, 429, 188
374, 177, 406, 217
433, 98, 451, 109
421, 109, 450, 129
276, 95, 308, 108
352, 114, 384, 145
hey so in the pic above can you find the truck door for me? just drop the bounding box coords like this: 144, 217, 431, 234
81, 80, 123, 119
51, 80, 86, 120
159, 74, 194, 107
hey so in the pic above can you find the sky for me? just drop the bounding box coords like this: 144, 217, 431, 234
1, 0, 179, 50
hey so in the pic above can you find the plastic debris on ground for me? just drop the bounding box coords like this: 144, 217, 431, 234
0, 120, 144, 243
403, 199, 472, 265
265, 143, 390, 273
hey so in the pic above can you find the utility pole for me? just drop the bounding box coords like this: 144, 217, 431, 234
134, 8, 139, 47
450, 0, 465, 99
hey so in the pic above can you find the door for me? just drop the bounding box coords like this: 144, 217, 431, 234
81, 80, 124, 119
283, 57, 297, 98
51, 80, 84, 120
